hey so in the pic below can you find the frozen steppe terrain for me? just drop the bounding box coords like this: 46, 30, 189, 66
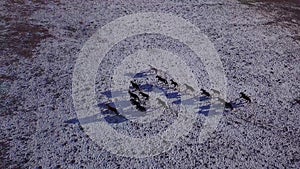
1, 0, 299, 168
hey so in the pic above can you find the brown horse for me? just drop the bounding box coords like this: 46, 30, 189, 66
130, 81, 140, 91
128, 90, 140, 102
105, 103, 119, 115
240, 92, 251, 103
156, 75, 168, 85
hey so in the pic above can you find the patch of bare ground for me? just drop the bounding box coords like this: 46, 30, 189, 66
238, 0, 300, 42
0, 0, 60, 59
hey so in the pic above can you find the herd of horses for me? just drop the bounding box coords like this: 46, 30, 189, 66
105, 65, 252, 116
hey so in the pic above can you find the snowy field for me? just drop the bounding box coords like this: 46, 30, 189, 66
0, 0, 299, 168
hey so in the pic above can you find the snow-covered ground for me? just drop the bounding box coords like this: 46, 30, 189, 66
1, 0, 299, 168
